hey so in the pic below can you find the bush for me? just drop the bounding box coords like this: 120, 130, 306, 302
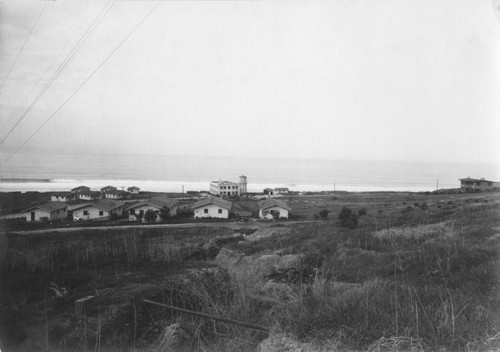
358, 208, 367, 216
319, 209, 329, 220
159, 206, 170, 220
144, 209, 157, 223
338, 207, 358, 229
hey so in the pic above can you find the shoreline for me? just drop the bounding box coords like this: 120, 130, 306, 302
0, 178, 452, 194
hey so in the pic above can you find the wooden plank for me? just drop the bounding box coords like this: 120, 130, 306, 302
142, 299, 268, 334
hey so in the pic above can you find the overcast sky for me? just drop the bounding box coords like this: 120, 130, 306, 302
0, 0, 499, 165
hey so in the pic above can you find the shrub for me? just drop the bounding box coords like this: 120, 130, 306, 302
338, 207, 358, 229
319, 209, 329, 220
144, 209, 157, 223
358, 208, 367, 216
159, 206, 170, 220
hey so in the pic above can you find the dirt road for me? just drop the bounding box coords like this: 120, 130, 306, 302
4, 220, 315, 236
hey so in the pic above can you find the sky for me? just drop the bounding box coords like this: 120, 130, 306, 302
0, 0, 499, 166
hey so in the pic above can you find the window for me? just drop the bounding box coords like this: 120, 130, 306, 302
218, 209, 222, 214
204, 209, 208, 213
99, 211, 104, 216
83, 210, 88, 215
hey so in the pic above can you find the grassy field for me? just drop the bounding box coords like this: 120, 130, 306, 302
1, 191, 499, 351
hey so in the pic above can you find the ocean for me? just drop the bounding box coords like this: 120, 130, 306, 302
1, 152, 499, 193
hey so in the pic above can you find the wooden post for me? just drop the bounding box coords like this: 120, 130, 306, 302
75, 296, 95, 317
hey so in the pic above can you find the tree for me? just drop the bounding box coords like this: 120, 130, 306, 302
160, 206, 170, 220
338, 206, 358, 229
144, 209, 157, 223
319, 209, 329, 219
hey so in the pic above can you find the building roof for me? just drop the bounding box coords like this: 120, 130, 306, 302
127, 186, 140, 191
52, 192, 73, 197
264, 188, 274, 191
258, 198, 291, 211
211, 180, 239, 186
78, 191, 101, 197
23, 202, 68, 213
275, 187, 289, 191
72, 199, 125, 212
101, 185, 117, 192
124, 195, 178, 210
71, 185, 90, 193
459, 177, 494, 183
105, 190, 128, 196
192, 197, 232, 210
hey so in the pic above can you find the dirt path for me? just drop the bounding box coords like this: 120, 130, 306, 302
4, 220, 316, 236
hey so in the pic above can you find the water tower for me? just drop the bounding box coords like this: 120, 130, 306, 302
239, 175, 247, 194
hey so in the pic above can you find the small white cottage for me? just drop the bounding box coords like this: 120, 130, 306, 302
192, 197, 232, 219
72, 200, 124, 221
125, 195, 178, 222
258, 199, 291, 219
127, 186, 140, 194
50, 192, 75, 202
23, 202, 68, 222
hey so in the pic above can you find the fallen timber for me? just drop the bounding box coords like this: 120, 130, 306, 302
142, 299, 269, 335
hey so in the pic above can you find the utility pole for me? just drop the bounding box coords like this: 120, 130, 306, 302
334, 179, 336, 192
436, 179, 439, 190
182, 185, 184, 197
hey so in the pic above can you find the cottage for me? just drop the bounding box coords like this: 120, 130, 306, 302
71, 200, 125, 221
459, 177, 500, 192
127, 186, 140, 194
104, 190, 128, 199
71, 185, 90, 193
193, 197, 232, 219
275, 187, 289, 194
50, 192, 75, 202
125, 195, 178, 222
263, 188, 274, 196
101, 185, 117, 193
23, 202, 68, 222
76, 191, 102, 201
258, 198, 291, 219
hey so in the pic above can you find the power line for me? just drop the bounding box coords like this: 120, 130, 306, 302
0, 2, 115, 145
0, 6, 98, 135
1, 2, 160, 167
0, 5, 45, 94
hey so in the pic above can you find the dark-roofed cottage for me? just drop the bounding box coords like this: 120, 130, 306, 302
76, 191, 103, 201
23, 202, 68, 222
71, 200, 125, 221
124, 195, 178, 222
192, 197, 232, 219
104, 189, 129, 199
71, 185, 91, 193
258, 198, 291, 219
50, 192, 76, 202
101, 185, 117, 193
127, 186, 140, 194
